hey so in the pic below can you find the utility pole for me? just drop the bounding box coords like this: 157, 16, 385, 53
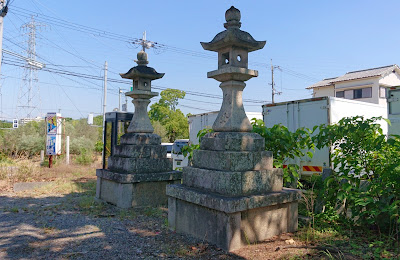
103, 61, 107, 122
125, 95, 128, 111
0, 0, 8, 120
270, 60, 282, 104
0, 0, 8, 76
102, 61, 107, 147
118, 87, 121, 111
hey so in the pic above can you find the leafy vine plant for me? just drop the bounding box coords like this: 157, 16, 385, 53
251, 118, 315, 187
182, 128, 213, 163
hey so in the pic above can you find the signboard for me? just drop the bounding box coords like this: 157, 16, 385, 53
46, 135, 57, 155
46, 113, 62, 155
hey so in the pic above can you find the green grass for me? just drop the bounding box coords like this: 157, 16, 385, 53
296, 220, 400, 259
143, 207, 163, 217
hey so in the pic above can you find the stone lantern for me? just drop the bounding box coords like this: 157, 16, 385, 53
167, 6, 300, 251
200, 6, 265, 132
96, 51, 181, 208
120, 50, 163, 133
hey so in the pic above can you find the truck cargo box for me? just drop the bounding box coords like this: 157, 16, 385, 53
188, 111, 262, 145
263, 96, 388, 176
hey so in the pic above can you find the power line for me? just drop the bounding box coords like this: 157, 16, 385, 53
8, 5, 324, 89
4, 59, 271, 104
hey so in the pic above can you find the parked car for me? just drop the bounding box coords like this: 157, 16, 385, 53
161, 143, 173, 158
171, 139, 189, 170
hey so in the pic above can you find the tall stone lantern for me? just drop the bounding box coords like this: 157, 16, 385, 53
201, 6, 265, 133
167, 6, 300, 251
96, 51, 181, 208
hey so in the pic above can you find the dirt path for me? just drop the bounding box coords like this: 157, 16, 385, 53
0, 187, 322, 259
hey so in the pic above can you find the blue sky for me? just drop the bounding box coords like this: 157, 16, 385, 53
1, 0, 399, 119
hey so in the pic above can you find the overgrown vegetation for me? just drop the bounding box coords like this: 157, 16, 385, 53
253, 116, 400, 258
312, 116, 400, 252
0, 116, 103, 159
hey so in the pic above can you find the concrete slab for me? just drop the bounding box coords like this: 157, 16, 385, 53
13, 182, 53, 192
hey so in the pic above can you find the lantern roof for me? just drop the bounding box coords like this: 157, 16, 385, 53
200, 6, 266, 52
120, 51, 164, 80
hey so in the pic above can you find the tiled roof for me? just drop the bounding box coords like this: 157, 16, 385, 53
306, 64, 399, 89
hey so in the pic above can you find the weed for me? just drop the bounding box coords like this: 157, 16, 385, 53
143, 207, 163, 217
163, 218, 169, 228
79, 195, 95, 209
9, 207, 19, 213
75, 148, 94, 165
118, 209, 136, 220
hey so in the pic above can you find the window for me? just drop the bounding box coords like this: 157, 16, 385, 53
344, 90, 353, 99
336, 91, 344, 98
379, 87, 386, 98
222, 52, 229, 65
353, 87, 372, 99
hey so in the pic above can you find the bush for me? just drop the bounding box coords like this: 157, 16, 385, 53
75, 149, 94, 165
0, 121, 46, 157
70, 136, 96, 155
314, 116, 400, 236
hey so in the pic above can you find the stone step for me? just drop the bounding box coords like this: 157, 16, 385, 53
192, 150, 273, 172
183, 166, 282, 196
167, 184, 300, 214
113, 144, 166, 158
200, 132, 265, 151
120, 133, 161, 145
96, 169, 182, 183
108, 156, 172, 174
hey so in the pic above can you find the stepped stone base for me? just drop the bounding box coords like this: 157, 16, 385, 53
96, 169, 181, 208
183, 166, 283, 196
167, 184, 300, 251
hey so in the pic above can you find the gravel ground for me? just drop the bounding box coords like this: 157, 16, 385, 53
0, 188, 318, 260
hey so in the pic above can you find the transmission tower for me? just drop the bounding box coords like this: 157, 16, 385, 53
16, 16, 45, 121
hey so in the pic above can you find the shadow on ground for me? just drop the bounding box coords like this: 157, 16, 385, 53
0, 180, 245, 259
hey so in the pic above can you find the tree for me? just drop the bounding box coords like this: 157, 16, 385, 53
158, 88, 185, 112
149, 89, 189, 142
152, 121, 168, 142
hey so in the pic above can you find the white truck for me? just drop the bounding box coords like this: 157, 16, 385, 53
171, 139, 189, 170
188, 111, 263, 145
388, 86, 400, 136
262, 96, 388, 177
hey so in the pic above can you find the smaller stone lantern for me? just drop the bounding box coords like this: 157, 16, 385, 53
121, 50, 163, 133
96, 51, 181, 208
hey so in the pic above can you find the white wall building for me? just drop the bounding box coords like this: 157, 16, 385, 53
307, 65, 400, 108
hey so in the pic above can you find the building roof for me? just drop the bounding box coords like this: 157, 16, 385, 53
306, 64, 400, 89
